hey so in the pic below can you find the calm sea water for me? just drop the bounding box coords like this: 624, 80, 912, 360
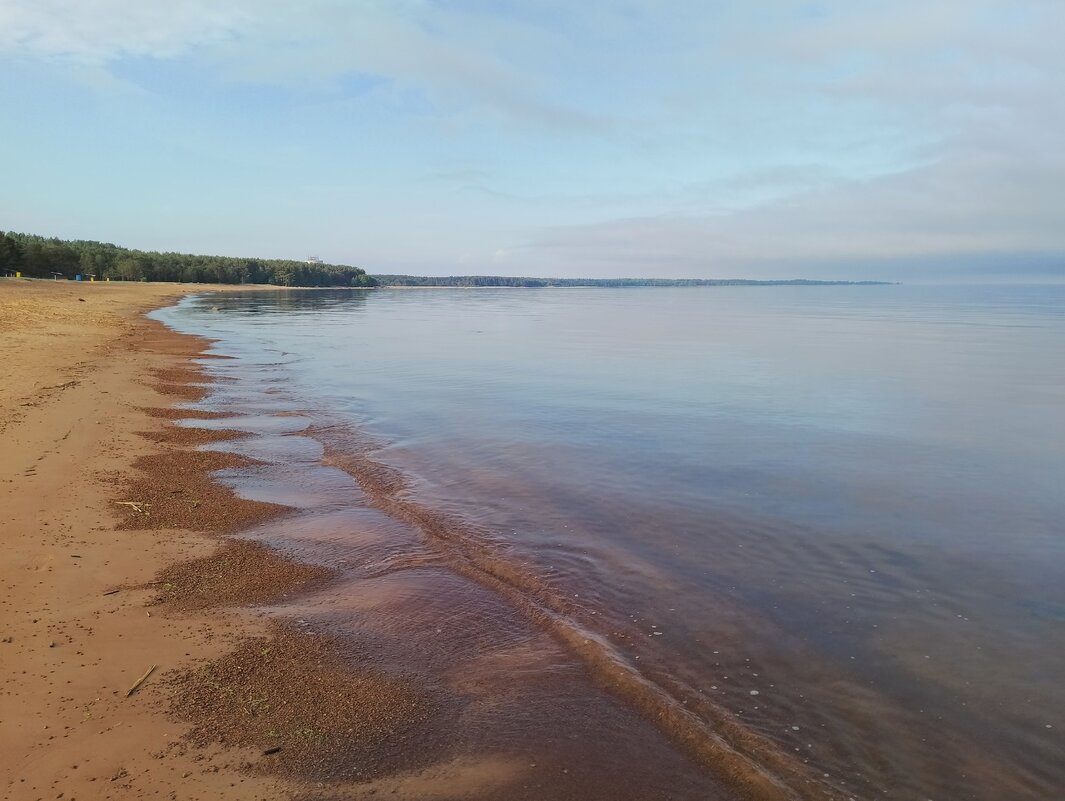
154, 284, 1064, 801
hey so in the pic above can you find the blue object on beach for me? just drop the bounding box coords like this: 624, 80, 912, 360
75, 274, 82, 281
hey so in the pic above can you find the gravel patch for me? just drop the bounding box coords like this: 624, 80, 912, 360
151, 539, 332, 611
114, 449, 287, 533
168, 622, 454, 783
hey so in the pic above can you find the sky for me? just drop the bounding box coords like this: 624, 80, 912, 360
1, 0, 1063, 280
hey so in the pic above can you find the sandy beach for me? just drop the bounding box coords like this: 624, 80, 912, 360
0, 280, 295, 800
0, 281, 531, 801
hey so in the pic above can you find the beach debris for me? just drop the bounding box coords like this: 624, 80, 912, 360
125, 664, 158, 698
115, 500, 151, 515
102, 588, 121, 596
262, 746, 283, 756
42, 380, 79, 392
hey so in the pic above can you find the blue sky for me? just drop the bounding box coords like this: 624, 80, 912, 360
1, 1, 1063, 279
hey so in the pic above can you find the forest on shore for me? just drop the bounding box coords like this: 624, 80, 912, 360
0, 231, 376, 287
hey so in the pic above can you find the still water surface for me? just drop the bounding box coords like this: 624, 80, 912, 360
154, 285, 1064, 800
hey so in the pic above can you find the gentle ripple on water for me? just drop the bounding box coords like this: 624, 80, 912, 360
152, 284, 1065, 800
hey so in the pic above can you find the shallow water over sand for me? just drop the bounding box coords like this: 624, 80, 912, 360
154, 284, 1065, 800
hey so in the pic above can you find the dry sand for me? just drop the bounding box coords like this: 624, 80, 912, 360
0, 280, 293, 800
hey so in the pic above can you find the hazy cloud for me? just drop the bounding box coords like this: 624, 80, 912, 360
527, 151, 1065, 278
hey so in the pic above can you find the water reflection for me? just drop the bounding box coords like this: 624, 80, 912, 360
152, 284, 1065, 800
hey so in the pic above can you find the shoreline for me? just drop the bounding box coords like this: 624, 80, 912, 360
0, 281, 297, 800
4, 279, 1058, 801
149, 293, 849, 801
0, 280, 834, 801
1, 282, 612, 801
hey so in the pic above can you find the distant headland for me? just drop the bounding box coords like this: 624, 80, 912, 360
374, 275, 893, 287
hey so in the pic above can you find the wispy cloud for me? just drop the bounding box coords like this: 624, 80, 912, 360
0, 0, 247, 62
0, 0, 610, 131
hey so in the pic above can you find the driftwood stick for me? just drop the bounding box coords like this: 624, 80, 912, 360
115, 501, 151, 514
125, 664, 157, 698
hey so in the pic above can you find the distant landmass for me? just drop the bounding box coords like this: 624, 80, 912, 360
373, 275, 892, 287
1, 231, 892, 289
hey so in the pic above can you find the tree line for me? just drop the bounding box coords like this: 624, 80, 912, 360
374, 275, 889, 287
0, 231, 376, 287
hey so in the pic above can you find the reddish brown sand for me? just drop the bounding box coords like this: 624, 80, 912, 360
113, 448, 287, 535
167, 622, 453, 784
149, 539, 330, 612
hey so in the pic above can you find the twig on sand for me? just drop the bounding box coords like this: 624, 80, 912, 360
125, 664, 157, 698
104, 579, 167, 597
42, 380, 79, 392
115, 500, 151, 515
